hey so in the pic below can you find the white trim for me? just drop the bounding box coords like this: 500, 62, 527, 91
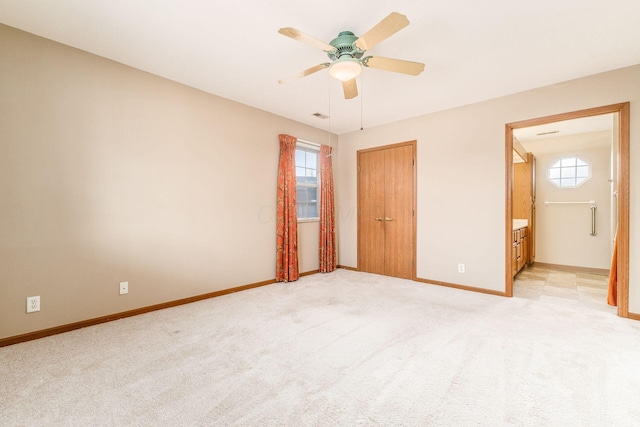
297, 139, 321, 150
297, 217, 320, 223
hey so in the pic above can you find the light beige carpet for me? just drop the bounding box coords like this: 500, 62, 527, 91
2, 269, 640, 426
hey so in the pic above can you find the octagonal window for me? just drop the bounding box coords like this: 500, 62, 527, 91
548, 156, 590, 188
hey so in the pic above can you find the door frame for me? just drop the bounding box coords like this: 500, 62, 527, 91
357, 140, 417, 280
505, 102, 630, 317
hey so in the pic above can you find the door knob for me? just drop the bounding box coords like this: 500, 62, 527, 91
375, 217, 383, 221
385, 217, 393, 221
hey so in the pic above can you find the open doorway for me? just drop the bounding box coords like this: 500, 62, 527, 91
505, 103, 630, 318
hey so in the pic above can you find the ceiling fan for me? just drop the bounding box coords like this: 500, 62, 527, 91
278, 12, 425, 100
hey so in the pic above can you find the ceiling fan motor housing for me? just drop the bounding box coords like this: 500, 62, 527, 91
328, 31, 364, 60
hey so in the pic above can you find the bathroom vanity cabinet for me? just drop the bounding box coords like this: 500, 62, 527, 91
512, 226, 529, 276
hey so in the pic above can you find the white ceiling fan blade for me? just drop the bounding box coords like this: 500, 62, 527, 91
278, 27, 336, 52
365, 56, 425, 76
354, 12, 409, 51
278, 63, 330, 84
342, 78, 358, 99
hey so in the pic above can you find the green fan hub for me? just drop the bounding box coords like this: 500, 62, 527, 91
328, 31, 364, 61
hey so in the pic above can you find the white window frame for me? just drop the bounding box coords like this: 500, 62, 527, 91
547, 156, 591, 188
295, 141, 321, 222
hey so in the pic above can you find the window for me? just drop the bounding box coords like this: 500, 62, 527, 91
295, 144, 319, 220
548, 156, 590, 188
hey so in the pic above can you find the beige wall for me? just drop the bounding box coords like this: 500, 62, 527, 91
336, 65, 640, 312
2, 23, 639, 341
525, 132, 612, 269
0, 24, 336, 339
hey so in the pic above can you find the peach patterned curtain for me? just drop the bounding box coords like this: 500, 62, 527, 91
319, 144, 337, 272
276, 134, 299, 282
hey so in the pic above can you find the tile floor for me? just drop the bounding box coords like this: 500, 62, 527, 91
513, 264, 617, 314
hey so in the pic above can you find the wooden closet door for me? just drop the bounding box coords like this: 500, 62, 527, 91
358, 142, 415, 279
358, 149, 386, 274
384, 145, 414, 279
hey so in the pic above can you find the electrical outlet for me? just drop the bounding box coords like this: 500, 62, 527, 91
119, 282, 128, 295
26, 296, 40, 313
458, 264, 465, 273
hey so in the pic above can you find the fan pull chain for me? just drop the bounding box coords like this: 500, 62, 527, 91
328, 71, 332, 144
360, 72, 364, 131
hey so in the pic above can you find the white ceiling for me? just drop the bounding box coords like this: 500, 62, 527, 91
512, 114, 614, 162
514, 114, 614, 142
1, 0, 639, 135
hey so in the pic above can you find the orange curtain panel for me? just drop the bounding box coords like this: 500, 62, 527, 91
319, 145, 337, 272
276, 134, 299, 282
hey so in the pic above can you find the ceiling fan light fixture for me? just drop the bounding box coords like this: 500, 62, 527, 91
329, 57, 362, 81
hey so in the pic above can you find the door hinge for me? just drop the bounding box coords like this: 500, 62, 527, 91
412, 158, 415, 166
413, 209, 415, 216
